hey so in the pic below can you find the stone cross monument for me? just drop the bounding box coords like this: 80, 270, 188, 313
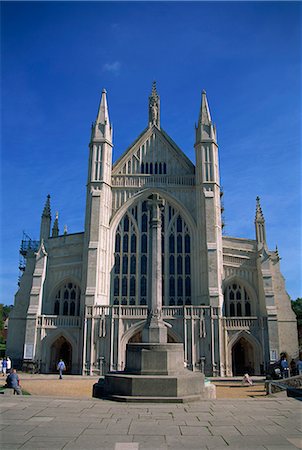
142, 193, 167, 344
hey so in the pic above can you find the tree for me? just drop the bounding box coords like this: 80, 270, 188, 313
0, 304, 13, 344
292, 298, 302, 326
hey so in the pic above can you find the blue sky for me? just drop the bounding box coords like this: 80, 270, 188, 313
1, 1, 301, 305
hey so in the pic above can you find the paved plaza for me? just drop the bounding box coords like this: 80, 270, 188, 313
0, 395, 301, 450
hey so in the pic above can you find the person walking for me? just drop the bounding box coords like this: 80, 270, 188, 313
6, 369, 22, 395
0, 357, 3, 375
280, 356, 289, 378
2, 358, 7, 376
6, 356, 12, 374
57, 359, 66, 379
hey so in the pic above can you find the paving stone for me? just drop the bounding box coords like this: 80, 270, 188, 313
166, 435, 227, 449
129, 422, 180, 435
209, 425, 242, 436
26, 416, 54, 423
179, 425, 211, 436
26, 425, 87, 437
223, 435, 295, 447
20, 436, 71, 449
114, 444, 139, 450
234, 425, 270, 436
0, 433, 32, 445
286, 437, 302, 449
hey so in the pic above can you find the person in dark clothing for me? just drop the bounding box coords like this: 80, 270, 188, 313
6, 369, 22, 395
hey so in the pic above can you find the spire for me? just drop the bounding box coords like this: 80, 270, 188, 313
42, 194, 51, 219
255, 196, 264, 223
52, 212, 59, 237
255, 196, 266, 245
91, 88, 112, 141
40, 195, 51, 241
64, 224, 68, 236
195, 90, 216, 144
148, 81, 160, 128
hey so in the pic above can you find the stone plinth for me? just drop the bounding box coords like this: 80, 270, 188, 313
93, 342, 214, 402
125, 343, 184, 375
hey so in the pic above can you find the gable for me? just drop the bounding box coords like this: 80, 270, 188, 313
112, 125, 195, 176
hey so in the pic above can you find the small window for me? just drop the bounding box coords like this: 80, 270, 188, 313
122, 255, 128, 274
124, 215, 129, 232
177, 255, 182, 275
115, 234, 121, 252
237, 303, 242, 316
123, 234, 128, 252
185, 277, 191, 296
63, 301, 68, 316
169, 234, 175, 253
177, 216, 182, 232
177, 235, 182, 253
130, 277, 136, 296
230, 303, 235, 316
114, 277, 119, 296
169, 277, 175, 296
54, 300, 60, 315
141, 255, 147, 274
122, 277, 127, 296
131, 234, 137, 253
185, 256, 190, 275
177, 277, 183, 296
245, 302, 251, 316
142, 214, 148, 232
169, 255, 175, 274
185, 235, 190, 253
141, 277, 147, 296
70, 302, 75, 316
130, 255, 136, 274
114, 255, 120, 274
141, 234, 147, 253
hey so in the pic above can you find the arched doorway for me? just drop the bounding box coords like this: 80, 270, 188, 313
232, 337, 255, 376
50, 336, 72, 373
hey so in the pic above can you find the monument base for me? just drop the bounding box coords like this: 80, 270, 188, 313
93, 342, 216, 402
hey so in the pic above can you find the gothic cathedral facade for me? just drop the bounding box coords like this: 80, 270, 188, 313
7, 84, 298, 376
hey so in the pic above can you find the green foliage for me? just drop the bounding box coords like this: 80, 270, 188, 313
292, 298, 302, 326
0, 304, 13, 345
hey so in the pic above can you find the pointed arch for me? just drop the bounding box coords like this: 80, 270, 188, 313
228, 330, 263, 376
110, 190, 197, 306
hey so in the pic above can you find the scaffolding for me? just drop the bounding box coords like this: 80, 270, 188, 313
18, 232, 40, 285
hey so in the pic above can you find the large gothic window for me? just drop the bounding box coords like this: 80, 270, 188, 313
224, 283, 252, 317
112, 198, 192, 306
53, 282, 81, 316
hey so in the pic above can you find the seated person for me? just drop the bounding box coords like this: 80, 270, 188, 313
6, 369, 22, 395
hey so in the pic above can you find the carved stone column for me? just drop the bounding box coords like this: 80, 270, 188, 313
142, 194, 167, 343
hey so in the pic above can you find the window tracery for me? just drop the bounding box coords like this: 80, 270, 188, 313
224, 283, 252, 316
112, 199, 192, 306
53, 282, 81, 316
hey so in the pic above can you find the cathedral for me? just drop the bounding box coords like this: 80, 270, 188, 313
7, 83, 298, 377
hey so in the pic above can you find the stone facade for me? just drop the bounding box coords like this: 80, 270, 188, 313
7, 84, 298, 376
